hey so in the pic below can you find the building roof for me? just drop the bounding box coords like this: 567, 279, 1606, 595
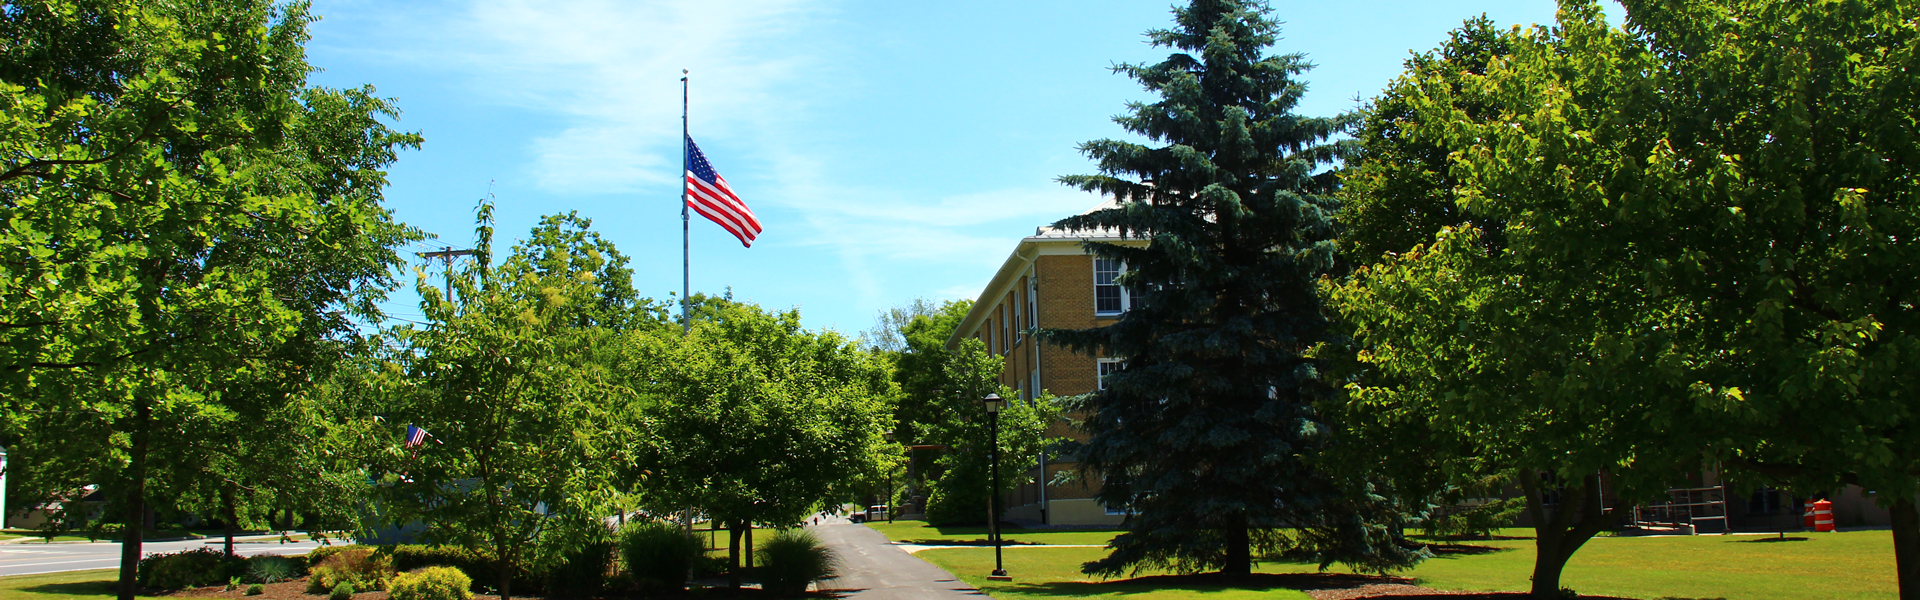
944, 198, 1142, 350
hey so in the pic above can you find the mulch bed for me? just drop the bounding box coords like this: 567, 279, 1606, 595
160, 577, 827, 600
168, 580, 377, 600
154, 573, 1624, 600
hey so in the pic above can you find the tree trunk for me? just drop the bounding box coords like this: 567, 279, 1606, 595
1520, 470, 1608, 600
1892, 496, 1920, 600
1222, 512, 1251, 577
220, 484, 238, 557
727, 521, 744, 589
744, 523, 754, 570
497, 542, 514, 600
117, 397, 151, 600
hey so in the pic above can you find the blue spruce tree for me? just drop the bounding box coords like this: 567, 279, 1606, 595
1044, 0, 1423, 577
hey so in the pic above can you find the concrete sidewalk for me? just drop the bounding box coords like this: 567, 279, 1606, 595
809, 518, 985, 599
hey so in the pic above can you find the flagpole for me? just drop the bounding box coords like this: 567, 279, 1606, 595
681, 70, 691, 336
679, 72, 695, 535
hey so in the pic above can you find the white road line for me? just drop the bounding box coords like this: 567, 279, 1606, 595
3, 566, 120, 577
0, 557, 119, 567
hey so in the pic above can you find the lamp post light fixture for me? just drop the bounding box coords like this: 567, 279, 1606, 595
982, 393, 1011, 581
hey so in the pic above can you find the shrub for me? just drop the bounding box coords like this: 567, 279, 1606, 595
388, 545, 538, 594
757, 529, 838, 596
248, 555, 299, 583
245, 584, 265, 596
545, 539, 613, 599
925, 485, 992, 526
1421, 497, 1524, 539
618, 521, 703, 593
691, 553, 729, 579
306, 548, 392, 593
389, 567, 474, 600
138, 548, 245, 590
330, 582, 355, 600
306, 545, 372, 567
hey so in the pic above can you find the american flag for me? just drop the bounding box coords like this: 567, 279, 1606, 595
405, 425, 429, 448
685, 136, 762, 247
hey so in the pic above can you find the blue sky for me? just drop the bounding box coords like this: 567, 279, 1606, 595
304, 0, 1620, 337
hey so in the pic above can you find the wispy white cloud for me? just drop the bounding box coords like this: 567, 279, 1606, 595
311, 0, 1103, 328
334, 0, 832, 193
764, 151, 1105, 316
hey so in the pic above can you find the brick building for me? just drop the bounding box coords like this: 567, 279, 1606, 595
945, 200, 1141, 526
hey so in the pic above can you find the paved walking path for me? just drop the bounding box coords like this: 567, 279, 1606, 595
808, 516, 985, 599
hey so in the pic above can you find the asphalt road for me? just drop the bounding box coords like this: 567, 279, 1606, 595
0, 535, 323, 578
809, 517, 985, 599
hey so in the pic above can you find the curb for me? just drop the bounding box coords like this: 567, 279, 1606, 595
0, 533, 307, 546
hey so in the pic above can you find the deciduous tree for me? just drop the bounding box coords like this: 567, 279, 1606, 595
1334, 1, 1920, 596
374, 204, 641, 600
628, 295, 895, 588
0, 2, 420, 597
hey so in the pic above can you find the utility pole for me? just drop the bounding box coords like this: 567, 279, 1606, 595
417, 247, 476, 303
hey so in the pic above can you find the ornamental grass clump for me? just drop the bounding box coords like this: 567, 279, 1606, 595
389, 566, 474, 600
619, 521, 703, 593
248, 555, 299, 583
757, 529, 838, 596
306, 548, 392, 593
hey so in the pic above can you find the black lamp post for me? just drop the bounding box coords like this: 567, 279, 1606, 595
983, 393, 1011, 580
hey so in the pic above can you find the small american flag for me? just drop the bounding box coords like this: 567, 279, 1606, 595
405, 425, 430, 448
685, 136, 762, 247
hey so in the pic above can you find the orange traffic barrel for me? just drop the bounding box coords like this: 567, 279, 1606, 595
1804, 504, 1816, 528
1813, 499, 1835, 532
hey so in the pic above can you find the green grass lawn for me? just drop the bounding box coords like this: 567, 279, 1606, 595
0, 570, 155, 600
915, 530, 1898, 600
864, 520, 1124, 546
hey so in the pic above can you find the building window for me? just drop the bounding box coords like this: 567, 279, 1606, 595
1006, 301, 1021, 350
1027, 275, 1039, 329
1748, 489, 1792, 515
1097, 358, 1124, 390
1012, 288, 1024, 343
1030, 370, 1041, 401
1104, 502, 1128, 516
986, 319, 995, 355
1095, 258, 1128, 315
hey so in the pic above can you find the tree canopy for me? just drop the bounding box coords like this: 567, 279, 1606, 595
371, 203, 652, 600
1332, 0, 1920, 596
0, 1, 421, 596
629, 293, 896, 585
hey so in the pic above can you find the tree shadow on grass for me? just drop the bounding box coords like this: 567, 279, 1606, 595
988, 572, 1411, 597
898, 539, 1043, 546
1423, 544, 1508, 556
19, 580, 118, 598
1409, 534, 1536, 542
1735, 536, 1808, 543
986, 573, 1647, 599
